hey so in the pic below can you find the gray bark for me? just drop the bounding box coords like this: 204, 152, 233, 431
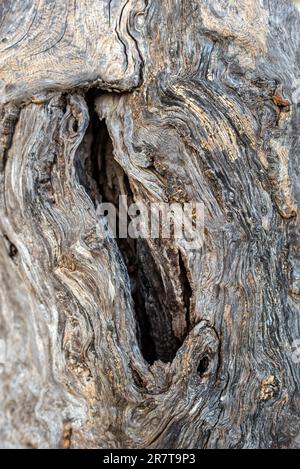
0, 0, 300, 449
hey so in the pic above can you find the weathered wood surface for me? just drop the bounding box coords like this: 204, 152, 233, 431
0, 0, 300, 449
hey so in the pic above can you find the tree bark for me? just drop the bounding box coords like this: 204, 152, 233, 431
0, 0, 300, 449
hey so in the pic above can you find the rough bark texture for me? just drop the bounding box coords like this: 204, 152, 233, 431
0, 0, 300, 449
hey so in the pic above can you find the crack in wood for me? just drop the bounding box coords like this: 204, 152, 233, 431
79, 92, 194, 364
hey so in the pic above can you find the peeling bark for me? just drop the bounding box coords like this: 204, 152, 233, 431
0, 0, 300, 449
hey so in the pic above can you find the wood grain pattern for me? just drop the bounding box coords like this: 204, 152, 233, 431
0, 0, 144, 103
0, 0, 299, 449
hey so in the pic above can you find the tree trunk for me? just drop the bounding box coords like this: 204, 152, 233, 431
0, 0, 300, 449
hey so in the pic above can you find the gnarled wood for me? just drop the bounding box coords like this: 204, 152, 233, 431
0, 0, 300, 449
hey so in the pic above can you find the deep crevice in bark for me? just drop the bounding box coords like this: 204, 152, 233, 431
3, 234, 18, 259
178, 249, 192, 335
197, 356, 210, 377
79, 94, 183, 364
134, 240, 183, 364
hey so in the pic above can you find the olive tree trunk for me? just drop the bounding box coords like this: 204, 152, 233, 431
0, 0, 300, 449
